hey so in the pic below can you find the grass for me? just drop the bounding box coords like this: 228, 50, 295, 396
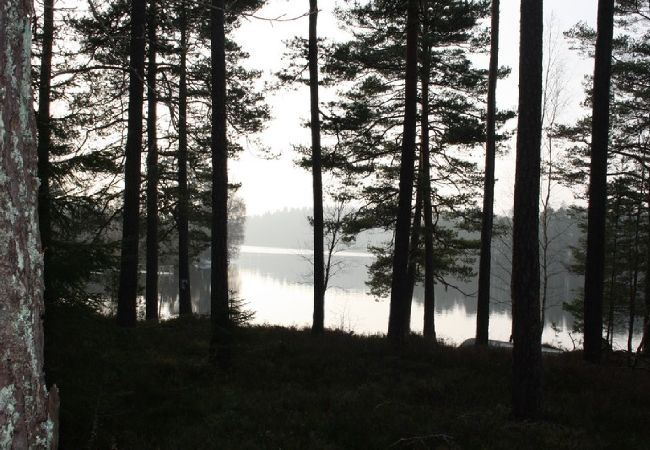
45, 304, 650, 449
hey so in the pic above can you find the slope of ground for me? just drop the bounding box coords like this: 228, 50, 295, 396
46, 304, 650, 449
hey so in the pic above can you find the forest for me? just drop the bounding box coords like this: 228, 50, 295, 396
1, 0, 650, 448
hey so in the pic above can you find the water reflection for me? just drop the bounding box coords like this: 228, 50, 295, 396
149, 246, 601, 349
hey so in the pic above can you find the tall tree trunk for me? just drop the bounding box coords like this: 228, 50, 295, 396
0, 0, 59, 445
37, 0, 54, 305
421, 9, 436, 341
476, 0, 500, 347
309, 0, 325, 335
605, 202, 619, 347
178, 0, 192, 316
404, 158, 423, 332
641, 189, 650, 355
627, 174, 643, 355
583, 0, 615, 363
512, 0, 543, 420
387, 0, 419, 340
627, 242, 639, 355
117, 0, 147, 327
210, 0, 230, 365
145, 0, 159, 321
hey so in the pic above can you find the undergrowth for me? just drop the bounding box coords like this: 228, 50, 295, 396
45, 304, 650, 449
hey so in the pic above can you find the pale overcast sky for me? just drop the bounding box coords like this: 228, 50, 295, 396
231, 0, 599, 216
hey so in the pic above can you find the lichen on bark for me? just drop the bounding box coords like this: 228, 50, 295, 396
0, 0, 58, 447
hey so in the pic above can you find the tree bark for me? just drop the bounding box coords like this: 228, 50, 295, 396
420, 8, 436, 341
210, 0, 230, 366
309, 0, 325, 335
387, 0, 419, 340
117, 0, 147, 327
145, 0, 159, 321
583, 0, 615, 363
511, 0, 543, 420
476, 0, 499, 346
37, 0, 54, 305
0, 0, 59, 446
178, 0, 192, 317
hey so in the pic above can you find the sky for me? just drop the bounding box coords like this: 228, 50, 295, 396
230, 0, 600, 216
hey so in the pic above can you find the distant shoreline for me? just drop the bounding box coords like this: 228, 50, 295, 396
239, 245, 374, 259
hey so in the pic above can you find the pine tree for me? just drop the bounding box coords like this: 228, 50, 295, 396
555, 1, 650, 355
177, 0, 192, 316
277, 1, 501, 331
476, 0, 500, 346
56, 0, 268, 314
117, 0, 147, 327
420, 3, 436, 340
511, 0, 543, 420
387, 0, 419, 339
145, 0, 160, 320
210, 0, 231, 365
583, 0, 615, 363
320, 0, 498, 313
309, 0, 326, 335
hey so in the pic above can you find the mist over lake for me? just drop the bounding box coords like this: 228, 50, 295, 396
146, 207, 643, 350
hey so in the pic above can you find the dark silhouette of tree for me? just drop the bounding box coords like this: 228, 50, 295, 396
308, 0, 501, 317
604, 190, 621, 346
637, 188, 650, 356
178, 0, 192, 316
554, 2, 649, 356
145, 0, 159, 321
387, 0, 419, 340
0, 0, 59, 445
511, 0, 543, 420
583, 0, 615, 363
475, 0, 499, 346
117, 0, 147, 327
277, 2, 493, 324
626, 171, 644, 355
562, 180, 643, 351
420, 3, 436, 340
37, 0, 54, 306
31, 2, 123, 305
33, 0, 267, 320
309, 0, 325, 335
210, 0, 230, 365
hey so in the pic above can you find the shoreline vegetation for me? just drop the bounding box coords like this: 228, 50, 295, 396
46, 304, 650, 449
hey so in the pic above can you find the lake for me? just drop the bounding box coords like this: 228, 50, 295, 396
142, 245, 634, 350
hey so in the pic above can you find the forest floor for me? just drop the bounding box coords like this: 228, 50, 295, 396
46, 304, 650, 449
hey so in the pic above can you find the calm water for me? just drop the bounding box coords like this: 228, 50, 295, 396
142, 245, 627, 350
